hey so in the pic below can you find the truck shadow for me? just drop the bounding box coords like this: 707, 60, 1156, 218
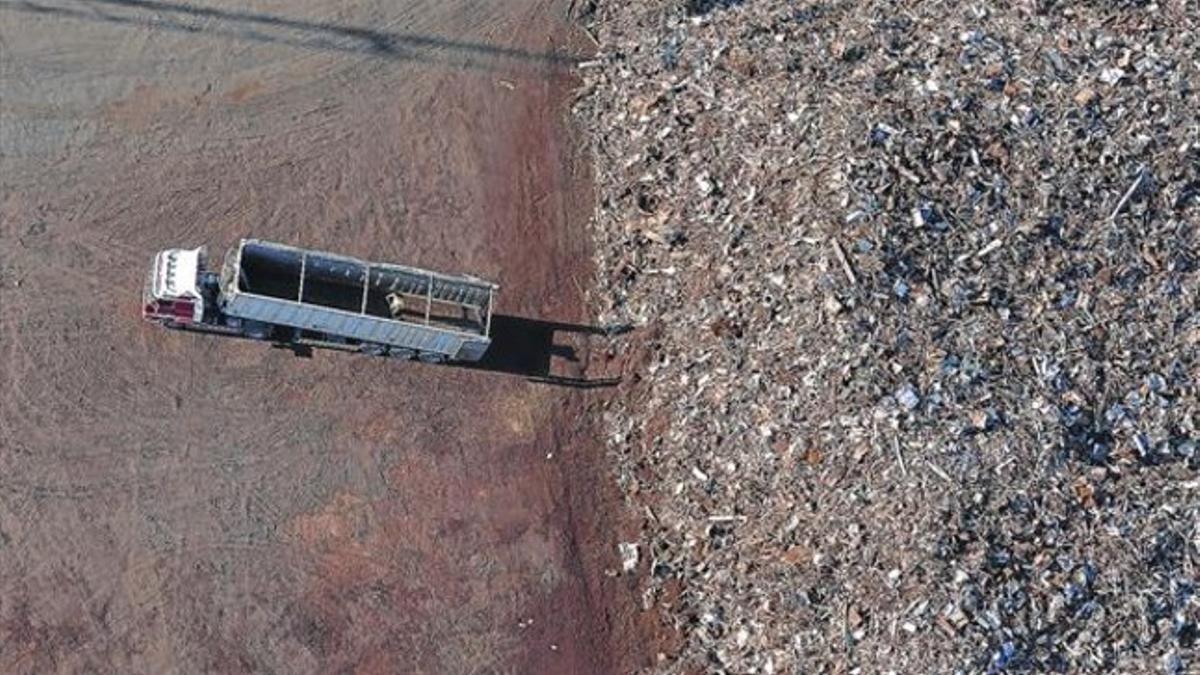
454, 314, 629, 389
4, 0, 581, 73
163, 314, 629, 388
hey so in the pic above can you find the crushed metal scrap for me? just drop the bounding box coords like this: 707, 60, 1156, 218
576, 1, 1200, 673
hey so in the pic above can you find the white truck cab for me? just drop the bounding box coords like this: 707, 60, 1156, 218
142, 247, 207, 324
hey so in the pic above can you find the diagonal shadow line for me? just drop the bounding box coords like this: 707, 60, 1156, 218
6, 1, 436, 65
86, 0, 580, 64
4, 0, 581, 71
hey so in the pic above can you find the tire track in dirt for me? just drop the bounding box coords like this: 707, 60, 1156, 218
1, 1, 644, 672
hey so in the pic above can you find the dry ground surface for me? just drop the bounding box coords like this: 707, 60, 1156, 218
579, 1, 1199, 673
0, 1, 647, 673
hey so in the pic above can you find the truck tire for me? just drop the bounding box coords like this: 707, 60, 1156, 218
360, 343, 388, 357
241, 320, 272, 340
389, 348, 417, 360
417, 352, 447, 364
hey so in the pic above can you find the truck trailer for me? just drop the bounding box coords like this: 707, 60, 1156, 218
142, 239, 497, 362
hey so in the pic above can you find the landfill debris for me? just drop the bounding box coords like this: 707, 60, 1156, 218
576, 0, 1200, 672
620, 542, 641, 573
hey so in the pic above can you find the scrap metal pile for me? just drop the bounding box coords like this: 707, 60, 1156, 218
576, 1, 1199, 672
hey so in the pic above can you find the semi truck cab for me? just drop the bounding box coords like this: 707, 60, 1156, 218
142, 247, 208, 325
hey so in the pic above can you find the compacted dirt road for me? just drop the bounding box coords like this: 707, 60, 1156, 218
0, 1, 641, 672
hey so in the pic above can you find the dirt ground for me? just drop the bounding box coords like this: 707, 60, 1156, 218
0, 1, 646, 672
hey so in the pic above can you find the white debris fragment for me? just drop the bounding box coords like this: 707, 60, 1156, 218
895, 384, 921, 411
619, 542, 640, 573
1099, 67, 1126, 85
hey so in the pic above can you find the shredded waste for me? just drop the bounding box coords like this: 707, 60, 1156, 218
575, 1, 1200, 672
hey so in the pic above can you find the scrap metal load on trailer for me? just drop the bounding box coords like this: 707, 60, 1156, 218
142, 239, 498, 363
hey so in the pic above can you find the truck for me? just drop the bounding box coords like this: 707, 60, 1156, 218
142, 238, 498, 363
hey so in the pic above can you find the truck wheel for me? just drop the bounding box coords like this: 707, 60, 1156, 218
389, 348, 417, 360
360, 343, 388, 357
241, 320, 271, 340
417, 353, 447, 364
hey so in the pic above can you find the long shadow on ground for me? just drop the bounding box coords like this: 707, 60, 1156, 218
170, 314, 627, 388
3, 0, 580, 71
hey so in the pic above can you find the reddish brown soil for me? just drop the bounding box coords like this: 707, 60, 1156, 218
0, 1, 649, 672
